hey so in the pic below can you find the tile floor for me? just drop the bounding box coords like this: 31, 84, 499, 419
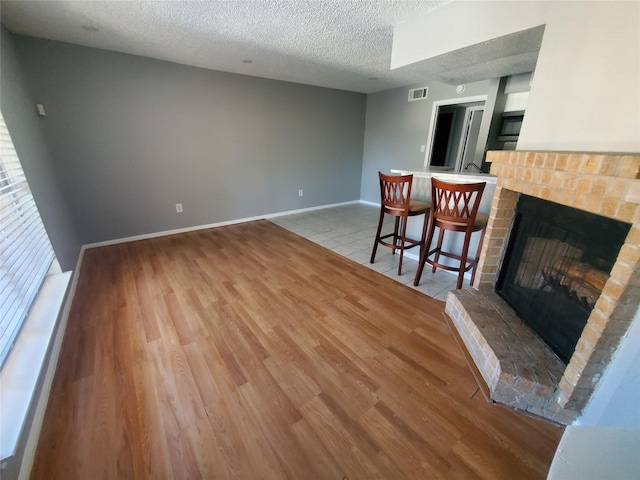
269, 203, 464, 302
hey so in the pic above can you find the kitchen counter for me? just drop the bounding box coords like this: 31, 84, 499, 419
390, 167, 496, 181
387, 168, 497, 272
390, 168, 497, 215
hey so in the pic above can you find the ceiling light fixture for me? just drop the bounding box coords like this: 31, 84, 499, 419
81, 25, 100, 33
369, 77, 378, 80
242, 59, 253, 64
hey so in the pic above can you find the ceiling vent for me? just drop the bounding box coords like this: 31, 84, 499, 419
408, 87, 429, 102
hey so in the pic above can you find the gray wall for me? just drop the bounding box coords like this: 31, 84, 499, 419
11, 35, 366, 245
0, 28, 81, 271
360, 79, 499, 203
0, 26, 82, 479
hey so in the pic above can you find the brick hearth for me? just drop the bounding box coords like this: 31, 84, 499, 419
445, 151, 640, 424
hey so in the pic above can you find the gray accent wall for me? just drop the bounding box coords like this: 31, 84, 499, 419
0, 27, 81, 271
360, 79, 499, 203
10, 34, 366, 245
0, 26, 82, 480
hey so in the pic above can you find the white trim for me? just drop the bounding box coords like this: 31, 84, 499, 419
267, 200, 361, 219
423, 94, 488, 168
0, 271, 72, 462
13, 252, 84, 479
84, 201, 361, 249
359, 199, 379, 208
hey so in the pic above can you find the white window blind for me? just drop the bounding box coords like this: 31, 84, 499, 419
0, 112, 55, 367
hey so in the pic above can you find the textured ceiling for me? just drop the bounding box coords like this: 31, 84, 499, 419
0, 0, 542, 93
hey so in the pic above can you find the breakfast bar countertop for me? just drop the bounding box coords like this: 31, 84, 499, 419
390, 168, 497, 215
390, 167, 497, 184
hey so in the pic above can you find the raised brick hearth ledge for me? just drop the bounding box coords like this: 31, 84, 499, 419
444, 151, 640, 425
446, 288, 571, 424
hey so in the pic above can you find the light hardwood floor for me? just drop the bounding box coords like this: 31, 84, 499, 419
270, 204, 459, 300
32, 220, 562, 479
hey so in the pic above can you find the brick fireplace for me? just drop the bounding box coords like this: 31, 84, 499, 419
445, 151, 640, 424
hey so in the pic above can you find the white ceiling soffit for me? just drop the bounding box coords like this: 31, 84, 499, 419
393, 25, 545, 86
0, 1, 542, 94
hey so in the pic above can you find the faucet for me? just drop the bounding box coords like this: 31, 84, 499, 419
464, 162, 482, 173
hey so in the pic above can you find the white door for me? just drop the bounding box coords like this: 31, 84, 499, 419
455, 106, 484, 172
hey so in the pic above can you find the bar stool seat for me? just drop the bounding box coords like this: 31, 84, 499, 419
408, 199, 432, 215
370, 172, 431, 275
438, 212, 489, 229
414, 178, 488, 289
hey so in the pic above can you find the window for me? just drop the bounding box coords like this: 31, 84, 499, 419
0, 112, 55, 367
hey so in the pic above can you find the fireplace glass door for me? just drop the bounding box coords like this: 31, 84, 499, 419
496, 195, 630, 363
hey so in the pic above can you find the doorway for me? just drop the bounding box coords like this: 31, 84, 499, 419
424, 97, 486, 172
458, 106, 484, 172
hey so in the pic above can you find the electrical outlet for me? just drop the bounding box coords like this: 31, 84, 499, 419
175, 203, 183, 213
298, 189, 303, 197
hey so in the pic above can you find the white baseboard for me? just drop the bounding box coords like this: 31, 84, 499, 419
83, 200, 363, 249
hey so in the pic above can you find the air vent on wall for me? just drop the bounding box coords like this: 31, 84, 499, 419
408, 87, 428, 102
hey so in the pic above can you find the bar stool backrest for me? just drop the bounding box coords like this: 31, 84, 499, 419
379, 173, 413, 217
431, 178, 486, 229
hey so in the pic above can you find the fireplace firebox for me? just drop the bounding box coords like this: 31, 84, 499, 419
496, 195, 631, 363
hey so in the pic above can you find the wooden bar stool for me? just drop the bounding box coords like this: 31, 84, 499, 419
370, 172, 431, 275
414, 178, 488, 289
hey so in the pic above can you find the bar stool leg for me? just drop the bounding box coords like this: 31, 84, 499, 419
392, 216, 400, 255
414, 213, 436, 286
370, 209, 385, 264
432, 228, 445, 273
470, 228, 486, 287
397, 216, 409, 275
457, 230, 473, 289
